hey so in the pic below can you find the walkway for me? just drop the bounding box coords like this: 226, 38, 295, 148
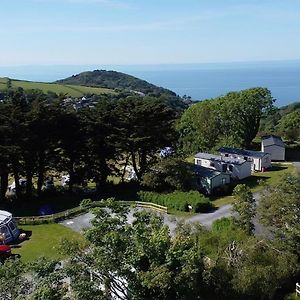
60, 193, 262, 234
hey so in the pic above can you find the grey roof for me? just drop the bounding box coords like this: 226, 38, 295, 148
219, 147, 269, 159
193, 165, 228, 179
195, 152, 246, 165
0, 210, 12, 224
262, 135, 285, 148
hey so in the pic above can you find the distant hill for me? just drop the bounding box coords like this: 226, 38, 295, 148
0, 77, 116, 97
278, 101, 300, 116
55, 70, 177, 97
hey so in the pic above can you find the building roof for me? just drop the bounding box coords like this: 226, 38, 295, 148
219, 147, 269, 158
192, 165, 228, 179
0, 210, 12, 224
195, 152, 246, 165
262, 135, 285, 148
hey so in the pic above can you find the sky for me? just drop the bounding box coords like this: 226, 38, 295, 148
1, 0, 300, 66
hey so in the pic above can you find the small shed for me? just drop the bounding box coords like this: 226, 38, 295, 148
219, 147, 271, 172
193, 165, 231, 195
261, 135, 285, 161
0, 210, 20, 244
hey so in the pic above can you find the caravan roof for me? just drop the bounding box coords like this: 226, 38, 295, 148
0, 210, 12, 224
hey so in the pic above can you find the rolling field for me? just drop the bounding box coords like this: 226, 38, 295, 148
0, 77, 116, 97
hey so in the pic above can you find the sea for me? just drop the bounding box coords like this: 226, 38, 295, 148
1, 60, 300, 107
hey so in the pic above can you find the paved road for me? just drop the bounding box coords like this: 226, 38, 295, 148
61, 162, 299, 235
293, 161, 300, 172
61, 193, 262, 234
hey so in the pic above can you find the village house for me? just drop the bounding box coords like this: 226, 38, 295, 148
261, 135, 285, 161
193, 165, 231, 195
194, 153, 252, 180
218, 147, 271, 172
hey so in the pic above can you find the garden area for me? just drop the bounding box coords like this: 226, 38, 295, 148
12, 224, 86, 263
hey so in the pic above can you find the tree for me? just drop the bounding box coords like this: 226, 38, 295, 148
276, 109, 300, 141
114, 96, 177, 180
258, 174, 300, 257
177, 88, 274, 153
61, 203, 206, 300
177, 100, 221, 153
232, 185, 256, 235
141, 158, 193, 192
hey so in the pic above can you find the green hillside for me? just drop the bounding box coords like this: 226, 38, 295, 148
56, 69, 177, 97
0, 77, 116, 97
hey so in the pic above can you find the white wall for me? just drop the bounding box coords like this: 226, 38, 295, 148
195, 158, 251, 180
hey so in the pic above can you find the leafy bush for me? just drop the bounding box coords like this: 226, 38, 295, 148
80, 198, 92, 208
138, 191, 213, 213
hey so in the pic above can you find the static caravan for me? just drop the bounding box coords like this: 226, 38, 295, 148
0, 210, 20, 244
219, 147, 271, 172
193, 165, 231, 195
194, 153, 251, 180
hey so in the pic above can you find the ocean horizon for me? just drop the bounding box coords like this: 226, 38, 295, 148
1, 60, 300, 107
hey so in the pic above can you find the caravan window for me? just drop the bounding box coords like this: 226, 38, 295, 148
228, 165, 233, 172
8, 221, 16, 232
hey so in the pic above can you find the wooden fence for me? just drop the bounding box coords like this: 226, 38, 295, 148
14, 200, 168, 225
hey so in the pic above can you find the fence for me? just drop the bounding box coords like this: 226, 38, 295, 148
296, 282, 300, 298
14, 200, 168, 225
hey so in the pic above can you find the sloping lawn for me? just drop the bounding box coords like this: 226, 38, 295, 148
12, 224, 86, 263
212, 163, 296, 207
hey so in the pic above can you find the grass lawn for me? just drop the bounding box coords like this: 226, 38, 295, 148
242, 162, 296, 192
0, 77, 116, 97
12, 224, 86, 263
211, 163, 296, 208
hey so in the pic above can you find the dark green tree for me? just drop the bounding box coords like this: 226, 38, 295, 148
232, 184, 256, 235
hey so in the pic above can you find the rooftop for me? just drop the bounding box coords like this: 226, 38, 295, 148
195, 152, 246, 165
192, 165, 224, 179
262, 135, 285, 148
219, 147, 268, 158
0, 210, 12, 224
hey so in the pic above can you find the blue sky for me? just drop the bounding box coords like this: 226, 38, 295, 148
1, 0, 300, 66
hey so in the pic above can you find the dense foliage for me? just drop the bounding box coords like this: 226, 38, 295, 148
0, 88, 178, 203
138, 190, 213, 212
177, 87, 274, 153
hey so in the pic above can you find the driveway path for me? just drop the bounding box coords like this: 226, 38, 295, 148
61, 193, 262, 234
293, 161, 300, 172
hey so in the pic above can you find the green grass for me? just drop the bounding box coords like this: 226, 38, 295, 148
12, 224, 86, 263
212, 163, 296, 207
212, 195, 235, 208
243, 162, 295, 192
0, 77, 116, 97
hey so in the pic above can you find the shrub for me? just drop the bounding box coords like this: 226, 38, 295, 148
80, 198, 92, 208
138, 191, 213, 213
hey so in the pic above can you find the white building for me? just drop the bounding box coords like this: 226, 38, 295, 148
194, 153, 252, 180
261, 135, 285, 161
219, 147, 271, 172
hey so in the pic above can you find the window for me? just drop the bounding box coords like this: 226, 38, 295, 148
222, 164, 227, 172
210, 162, 215, 167
197, 159, 201, 166
228, 165, 233, 172
8, 221, 16, 232
225, 154, 229, 157
221, 178, 227, 185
